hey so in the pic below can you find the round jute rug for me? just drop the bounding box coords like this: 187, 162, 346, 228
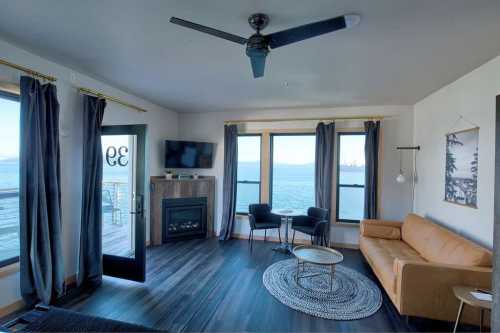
263, 259, 382, 320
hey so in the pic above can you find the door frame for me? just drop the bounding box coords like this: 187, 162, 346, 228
101, 124, 147, 282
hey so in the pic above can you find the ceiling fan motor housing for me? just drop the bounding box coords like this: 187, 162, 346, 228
246, 34, 269, 54
248, 13, 270, 32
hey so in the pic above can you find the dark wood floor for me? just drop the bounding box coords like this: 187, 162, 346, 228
60, 238, 457, 332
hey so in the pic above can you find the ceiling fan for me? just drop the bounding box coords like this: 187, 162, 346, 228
170, 13, 361, 78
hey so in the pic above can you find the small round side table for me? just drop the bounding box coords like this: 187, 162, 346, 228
452, 286, 492, 333
271, 209, 303, 254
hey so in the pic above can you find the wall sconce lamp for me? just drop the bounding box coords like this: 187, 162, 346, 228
396, 146, 420, 184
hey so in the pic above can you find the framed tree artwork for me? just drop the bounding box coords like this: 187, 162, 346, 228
445, 127, 479, 208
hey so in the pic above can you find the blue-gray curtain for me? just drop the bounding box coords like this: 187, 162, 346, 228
315, 122, 335, 245
78, 95, 106, 287
219, 124, 238, 241
492, 98, 500, 332
364, 121, 380, 219
19, 76, 64, 305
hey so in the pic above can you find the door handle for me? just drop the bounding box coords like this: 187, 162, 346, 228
130, 194, 144, 218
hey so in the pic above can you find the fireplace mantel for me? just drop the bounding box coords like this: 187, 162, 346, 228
150, 176, 215, 245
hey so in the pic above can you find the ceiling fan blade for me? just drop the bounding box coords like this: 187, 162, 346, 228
247, 51, 268, 78
266, 14, 360, 49
170, 17, 248, 45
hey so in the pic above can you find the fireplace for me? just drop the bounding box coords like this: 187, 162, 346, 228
162, 197, 207, 242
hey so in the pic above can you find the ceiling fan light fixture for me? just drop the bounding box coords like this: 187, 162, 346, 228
246, 47, 269, 78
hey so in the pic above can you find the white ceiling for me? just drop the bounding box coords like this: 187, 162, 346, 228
1, 1, 500, 112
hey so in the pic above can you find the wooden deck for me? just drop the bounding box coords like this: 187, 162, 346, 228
102, 217, 133, 258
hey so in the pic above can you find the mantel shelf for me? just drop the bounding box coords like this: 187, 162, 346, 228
151, 176, 215, 183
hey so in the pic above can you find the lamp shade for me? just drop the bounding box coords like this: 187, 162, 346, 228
396, 173, 406, 184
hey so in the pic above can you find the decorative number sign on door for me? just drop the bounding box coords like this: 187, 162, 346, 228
106, 146, 129, 167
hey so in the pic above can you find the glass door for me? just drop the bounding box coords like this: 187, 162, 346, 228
101, 125, 146, 282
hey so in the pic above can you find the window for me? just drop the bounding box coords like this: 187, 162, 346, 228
271, 134, 315, 214
236, 135, 261, 214
336, 133, 366, 223
0, 91, 20, 266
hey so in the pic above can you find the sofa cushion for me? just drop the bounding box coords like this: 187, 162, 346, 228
361, 220, 402, 240
360, 237, 425, 294
401, 214, 492, 267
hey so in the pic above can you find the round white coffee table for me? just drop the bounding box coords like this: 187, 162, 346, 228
292, 245, 344, 292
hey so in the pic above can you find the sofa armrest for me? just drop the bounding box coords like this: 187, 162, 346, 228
394, 259, 492, 322
360, 219, 402, 239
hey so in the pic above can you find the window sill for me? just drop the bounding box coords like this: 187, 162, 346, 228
334, 221, 360, 227
0, 262, 20, 278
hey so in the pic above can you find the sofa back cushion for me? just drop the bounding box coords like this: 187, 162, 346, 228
401, 214, 492, 267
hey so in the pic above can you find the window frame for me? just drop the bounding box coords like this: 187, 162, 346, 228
269, 132, 316, 210
335, 131, 367, 224
236, 133, 262, 215
0, 89, 21, 268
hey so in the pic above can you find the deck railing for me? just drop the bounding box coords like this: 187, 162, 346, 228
0, 188, 20, 262
0, 181, 129, 228
0, 183, 132, 259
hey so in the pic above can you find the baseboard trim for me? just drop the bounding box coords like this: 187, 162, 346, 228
0, 299, 25, 318
331, 242, 360, 250
232, 232, 311, 245
0, 273, 80, 319
231, 233, 359, 249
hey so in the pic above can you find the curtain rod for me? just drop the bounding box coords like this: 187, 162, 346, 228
0, 58, 57, 82
78, 87, 147, 113
224, 115, 387, 125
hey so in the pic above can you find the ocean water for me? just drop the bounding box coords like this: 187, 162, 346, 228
236, 161, 365, 220
0, 159, 20, 262
1, 158, 366, 261
0, 159, 19, 189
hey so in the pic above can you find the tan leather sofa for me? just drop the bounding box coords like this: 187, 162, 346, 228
360, 214, 492, 325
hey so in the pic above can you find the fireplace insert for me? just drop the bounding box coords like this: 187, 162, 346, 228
162, 197, 207, 242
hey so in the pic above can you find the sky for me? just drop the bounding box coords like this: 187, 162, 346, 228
0, 98, 20, 160
102, 135, 130, 151
238, 134, 365, 166
0, 97, 131, 161
339, 134, 366, 167
1, 95, 365, 167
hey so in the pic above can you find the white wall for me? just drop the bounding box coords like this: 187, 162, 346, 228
177, 106, 414, 246
414, 55, 500, 249
0, 38, 178, 308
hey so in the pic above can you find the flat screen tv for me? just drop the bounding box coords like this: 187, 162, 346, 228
164, 140, 214, 169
